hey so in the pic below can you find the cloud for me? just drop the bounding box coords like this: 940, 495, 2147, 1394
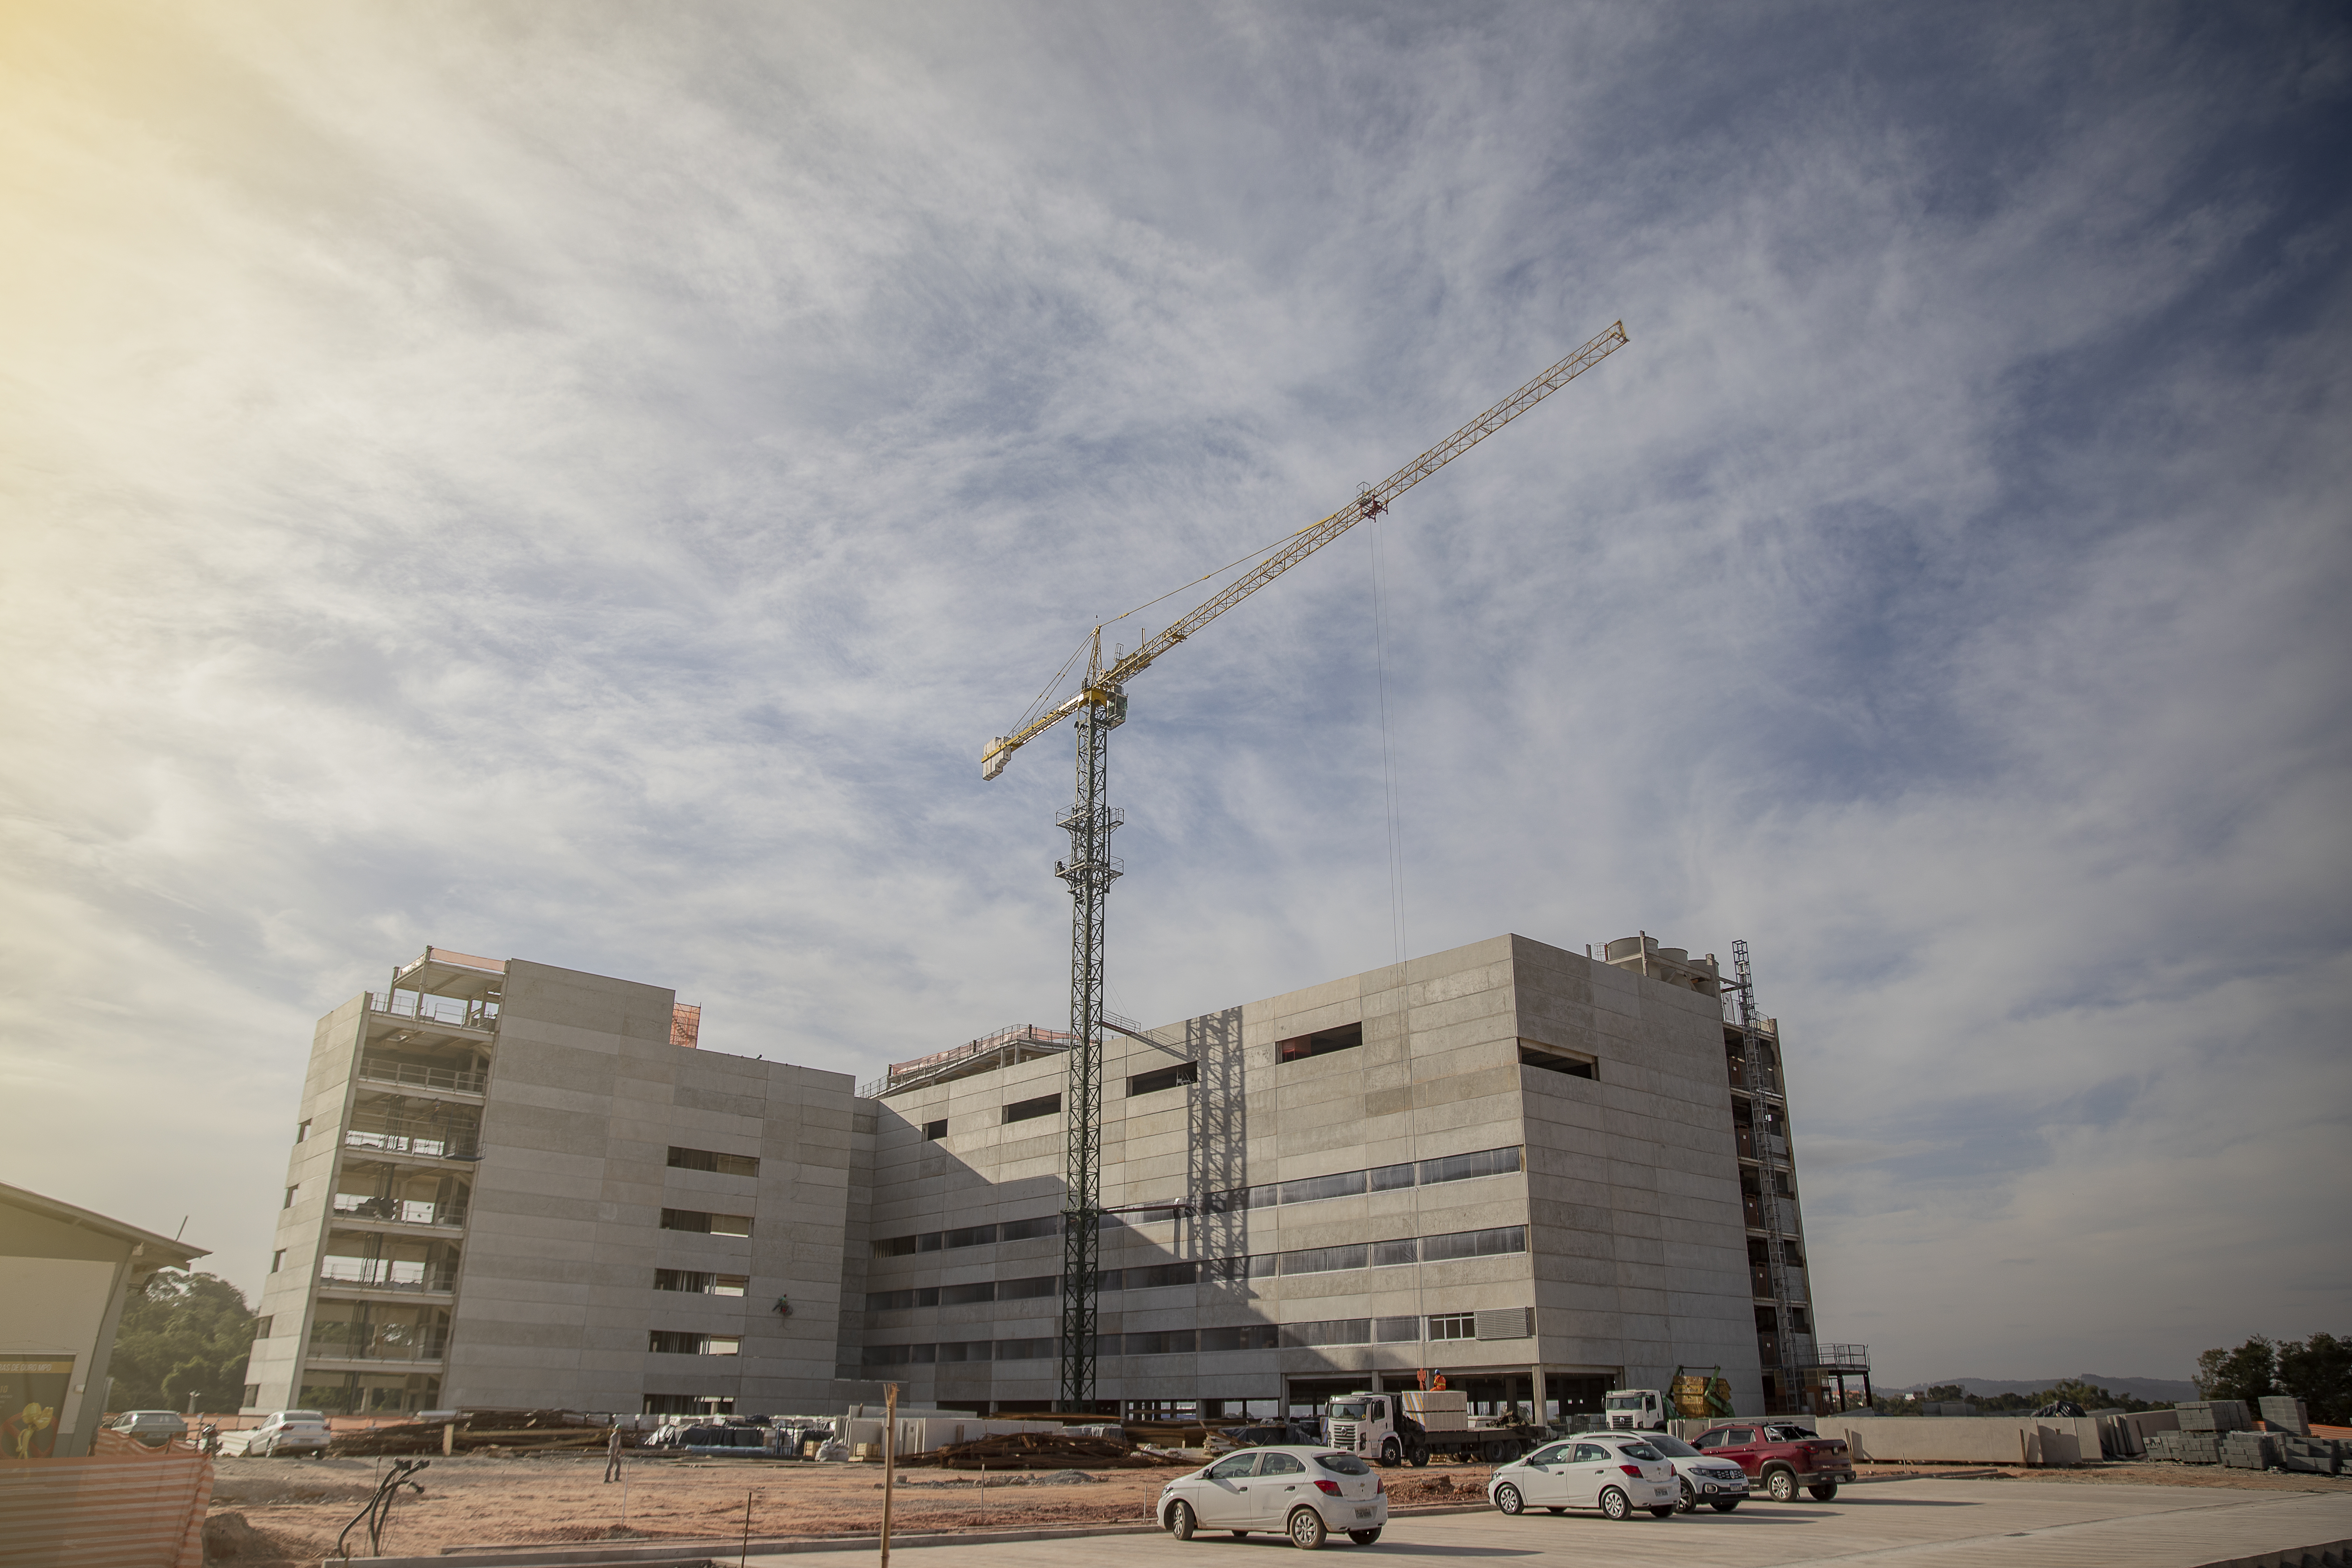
2, 0, 2347, 1381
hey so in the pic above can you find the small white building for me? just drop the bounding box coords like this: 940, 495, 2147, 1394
1, 1181, 206, 1456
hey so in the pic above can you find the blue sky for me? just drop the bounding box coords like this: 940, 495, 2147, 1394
5, 1, 2347, 1385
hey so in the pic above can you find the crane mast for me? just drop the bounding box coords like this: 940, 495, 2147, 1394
988, 321, 1629, 1411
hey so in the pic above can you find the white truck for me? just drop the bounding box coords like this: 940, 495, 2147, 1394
1322, 1389, 1541, 1466
1602, 1387, 1668, 1430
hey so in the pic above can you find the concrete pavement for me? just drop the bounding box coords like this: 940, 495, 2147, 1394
743, 1477, 2352, 1567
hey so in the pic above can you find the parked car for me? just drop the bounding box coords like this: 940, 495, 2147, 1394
1487, 1433, 1679, 1520
109, 1411, 188, 1448
246, 1410, 332, 1457
1220, 1422, 1325, 1450
1159, 1444, 1389, 1549
1689, 1421, 1855, 1501
1610, 1429, 1750, 1512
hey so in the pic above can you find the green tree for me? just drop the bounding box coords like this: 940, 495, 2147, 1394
107, 1270, 258, 1414
2193, 1336, 2277, 1405
2276, 1334, 2350, 1426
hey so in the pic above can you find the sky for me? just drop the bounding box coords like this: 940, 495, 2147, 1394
4, 1, 2347, 1388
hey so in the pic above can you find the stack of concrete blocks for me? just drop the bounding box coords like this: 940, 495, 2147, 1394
2260, 1396, 2311, 1436
2222, 1429, 2283, 1470
2149, 1429, 2223, 1464
1826, 1414, 2098, 1465
837, 1415, 1059, 1456
2176, 1399, 2253, 1434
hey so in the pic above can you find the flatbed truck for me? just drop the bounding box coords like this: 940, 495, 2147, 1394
1322, 1390, 1544, 1466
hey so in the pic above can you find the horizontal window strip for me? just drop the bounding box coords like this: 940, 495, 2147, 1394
860, 1307, 1525, 1365
863, 1227, 1524, 1310
1201, 1145, 1521, 1214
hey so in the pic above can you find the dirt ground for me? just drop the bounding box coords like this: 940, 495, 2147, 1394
201, 1451, 1495, 1562
201, 1451, 2351, 1564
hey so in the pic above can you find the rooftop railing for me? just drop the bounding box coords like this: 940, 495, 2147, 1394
370, 992, 499, 1032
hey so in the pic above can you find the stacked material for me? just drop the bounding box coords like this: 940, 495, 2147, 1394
327, 1410, 620, 1457
2260, 1396, 2312, 1436
905, 1431, 1170, 1470
2175, 1400, 2252, 1433
2275, 1433, 2345, 1475
2147, 1430, 2223, 1464
2222, 1430, 2282, 1470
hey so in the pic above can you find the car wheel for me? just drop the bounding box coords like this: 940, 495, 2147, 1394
1347, 1528, 1381, 1545
1288, 1507, 1328, 1550
1167, 1501, 1195, 1541
1599, 1486, 1632, 1521
1710, 1500, 1741, 1513
1407, 1447, 1428, 1468
1677, 1478, 1697, 1514
1808, 1482, 1838, 1502
1493, 1483, 1524, 1515
1649, 1506, 1677, 1519
1765, 1468, 1797, 1503
1379, 1438, 1400, 1467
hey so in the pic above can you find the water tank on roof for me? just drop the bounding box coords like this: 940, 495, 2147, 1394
1657, 948, 1688, 965
1604, 937, 1648, 962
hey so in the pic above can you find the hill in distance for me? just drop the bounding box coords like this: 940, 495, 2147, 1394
1903, 1374, 2200, 1404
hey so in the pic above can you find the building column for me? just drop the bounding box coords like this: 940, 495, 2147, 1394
1530, 1364, 1547, 1428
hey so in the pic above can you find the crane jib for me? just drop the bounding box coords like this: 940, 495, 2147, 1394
980, 319, 1626, 778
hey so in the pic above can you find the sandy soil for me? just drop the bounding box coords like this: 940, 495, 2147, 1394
202, 1451, 1496, 1562
203, 1450, 2349, 1563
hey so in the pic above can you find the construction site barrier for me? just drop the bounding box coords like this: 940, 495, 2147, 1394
0, 1433, 213, 1568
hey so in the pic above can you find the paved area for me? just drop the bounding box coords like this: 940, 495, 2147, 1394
748, 1478, 2352, 1567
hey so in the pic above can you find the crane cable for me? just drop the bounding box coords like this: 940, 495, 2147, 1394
1369, 510, 1407, 970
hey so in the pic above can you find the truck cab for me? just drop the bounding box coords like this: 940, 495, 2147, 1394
1603, 1388, 1667, 1430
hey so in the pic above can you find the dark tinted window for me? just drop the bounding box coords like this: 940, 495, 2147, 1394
1128, 1062, 1198, 1096
1314, 1453, 1371, 1475
1004, 1094, 1061, 1124
1276, 1022, 1363, 1063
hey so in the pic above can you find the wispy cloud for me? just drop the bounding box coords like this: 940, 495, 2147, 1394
3, 0, 2346, 1381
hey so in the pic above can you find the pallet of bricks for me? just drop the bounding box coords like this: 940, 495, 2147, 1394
2145, 1400, 2247, 1466
2258, 1395, 2346, 1476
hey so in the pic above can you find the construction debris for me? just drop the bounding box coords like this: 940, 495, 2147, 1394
327, 1410, 622, 1457
902, 1432, 1175, 1471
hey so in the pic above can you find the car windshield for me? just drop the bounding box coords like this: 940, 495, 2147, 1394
1644, 1435, 1701, 1457
1618, 1442, 1664, 1461
1328, 1403, 1368, 1420
285, 1412, 326, 1422
1605, 1396, 1647, 1410
1314, 1453, 1371, 1475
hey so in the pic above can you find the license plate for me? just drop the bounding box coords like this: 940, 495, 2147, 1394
1354, 1507, 1375, 1519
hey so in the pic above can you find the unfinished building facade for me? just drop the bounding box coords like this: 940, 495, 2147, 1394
248, 932, 1843, 1420
245, 950, 856, 1416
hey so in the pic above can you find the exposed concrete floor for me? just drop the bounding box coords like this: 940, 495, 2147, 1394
749, 1476, 2352, 1568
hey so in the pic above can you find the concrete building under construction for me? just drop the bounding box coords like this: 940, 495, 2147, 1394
247, 932, 1846, 1421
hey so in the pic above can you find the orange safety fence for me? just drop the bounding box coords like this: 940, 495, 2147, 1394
0, 1433, 212, 1568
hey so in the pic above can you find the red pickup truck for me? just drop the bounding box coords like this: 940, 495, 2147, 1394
1690, 1422, 1855, 1501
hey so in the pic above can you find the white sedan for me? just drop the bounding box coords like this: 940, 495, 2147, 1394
1159, 1443, 1390, 1549
246, 1410, 332, 1457
1486, 1434, 1679, 1521
1631, 1429, 1751, 1512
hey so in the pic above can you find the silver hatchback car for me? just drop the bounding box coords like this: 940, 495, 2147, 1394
1487, 1433, 1679, 1520
1160, 1444, 1390, 1549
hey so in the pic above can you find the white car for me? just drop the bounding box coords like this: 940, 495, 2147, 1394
246, 1410, 332, 1457
1159, 1443, 1390, 1549
1597, 1429, 1749, 1512
1486, 1433, 1679, 1521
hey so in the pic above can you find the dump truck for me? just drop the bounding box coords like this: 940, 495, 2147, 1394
1322, 1389, 1542, 1466
1603, 1368, 1734, 1430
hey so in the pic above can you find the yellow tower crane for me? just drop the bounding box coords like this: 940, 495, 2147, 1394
981, 320, 1630, 1411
